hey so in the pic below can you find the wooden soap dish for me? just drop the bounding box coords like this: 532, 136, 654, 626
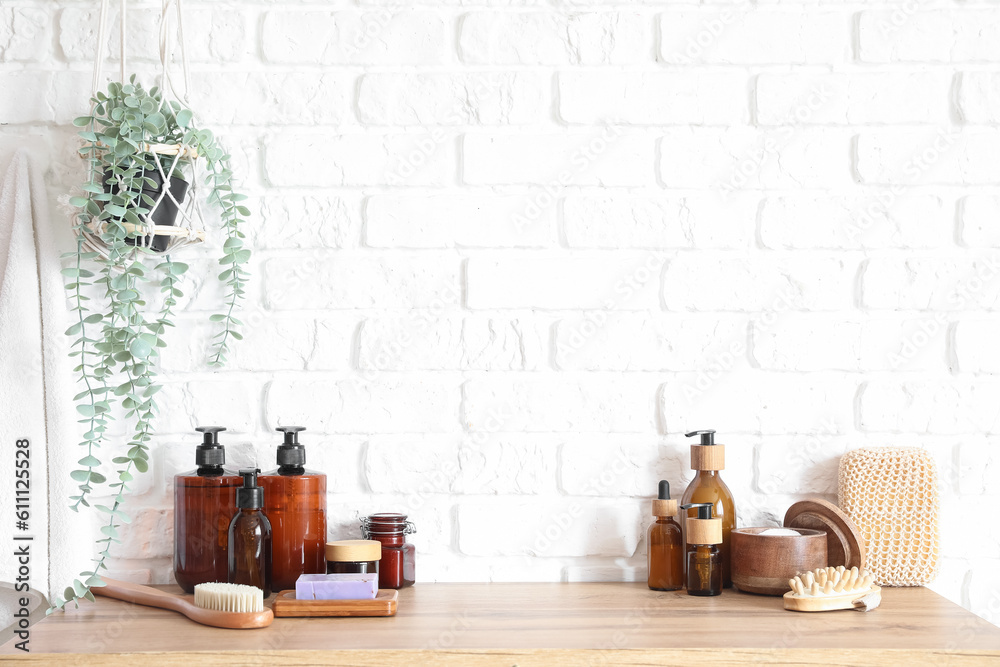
271, 590, 398, 618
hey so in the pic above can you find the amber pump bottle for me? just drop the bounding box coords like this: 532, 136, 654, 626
681, 429, 736, 588
173, 426, 241, 593
681, 502, 722, 596
228, 468, 272, 596
647, 480, 684, 591
260, 426, 327, 592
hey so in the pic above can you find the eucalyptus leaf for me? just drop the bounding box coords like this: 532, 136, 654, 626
59, 77, 251, 612
145, 111, 165, 130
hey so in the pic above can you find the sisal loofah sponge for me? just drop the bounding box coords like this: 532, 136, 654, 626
838, 447, 941, 587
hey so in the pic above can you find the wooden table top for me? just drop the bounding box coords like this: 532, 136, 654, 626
2, 583, 998, 665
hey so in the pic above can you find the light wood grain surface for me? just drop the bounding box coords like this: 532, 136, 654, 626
1, 583, 997, 665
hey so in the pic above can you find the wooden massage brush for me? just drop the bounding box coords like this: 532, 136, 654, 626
783, 565, 881, 612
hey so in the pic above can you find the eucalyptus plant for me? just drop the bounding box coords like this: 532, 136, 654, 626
51, 76, 250, 611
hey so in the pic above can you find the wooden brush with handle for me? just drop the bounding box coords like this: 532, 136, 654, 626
783, 565, 881, 612
92, 578, 273, 629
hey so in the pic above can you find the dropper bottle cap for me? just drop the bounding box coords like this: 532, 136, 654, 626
651, 480, 678, 517
681, 502, 722, 545
236, 468, 264, 510
275, 426, 306, 468
194, 426, 226, 467
686, 429, 725, 471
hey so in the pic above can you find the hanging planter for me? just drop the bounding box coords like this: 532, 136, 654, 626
51, 0, 251, 611
102, 163, 190, 252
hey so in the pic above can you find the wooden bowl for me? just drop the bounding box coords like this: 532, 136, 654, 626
731, 527, 828, 596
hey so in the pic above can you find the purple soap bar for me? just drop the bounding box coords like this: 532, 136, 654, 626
295, 574, 318, 600
294, 573, 378, 600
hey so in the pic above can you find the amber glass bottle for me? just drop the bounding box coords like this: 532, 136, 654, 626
647, 481, 683, 591
260, 426, 327, 592
682, 503, 722, 596
173, 426, 241, 593
228, 468, 272, 596
681, 430, 736, 588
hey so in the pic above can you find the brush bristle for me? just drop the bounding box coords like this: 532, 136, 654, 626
193, 582, 264, 613
787, 566, 875, 597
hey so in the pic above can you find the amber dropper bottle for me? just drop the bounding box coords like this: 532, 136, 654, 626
681, 429, 736, 587
681, 502, 722, 597
647, 480, 684, 591
228, 468, 272, 597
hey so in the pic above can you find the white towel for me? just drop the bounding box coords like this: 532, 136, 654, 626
0, 149, 76, 602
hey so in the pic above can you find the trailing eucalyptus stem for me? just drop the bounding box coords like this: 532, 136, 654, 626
52, 77, 250, 611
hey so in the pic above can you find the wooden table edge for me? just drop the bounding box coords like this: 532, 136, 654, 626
2, 648, 999, 666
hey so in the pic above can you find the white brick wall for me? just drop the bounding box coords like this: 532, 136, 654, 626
3, 0, 999, 627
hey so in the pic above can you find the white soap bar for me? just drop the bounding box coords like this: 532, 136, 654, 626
294, 573, 378, 600
758, 528, 801, 537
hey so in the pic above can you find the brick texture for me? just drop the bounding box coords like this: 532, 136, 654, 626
9, 0, 999, 615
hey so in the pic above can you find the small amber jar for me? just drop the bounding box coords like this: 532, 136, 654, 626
326, 540, 381, 575
362, 513, 416, 589
686, 544, 722, 596
682, 502, 723, 597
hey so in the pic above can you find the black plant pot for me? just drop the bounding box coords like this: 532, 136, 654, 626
102, 168, 189, 253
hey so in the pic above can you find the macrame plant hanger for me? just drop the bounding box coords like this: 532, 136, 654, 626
78, 0, 207, 259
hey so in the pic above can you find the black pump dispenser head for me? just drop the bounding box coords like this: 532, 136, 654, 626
681, 502, 714, 520
236, 468, 264, 509
194, 426, 226, 469
657, 480, 671, 500
685, 429, 716, 446
275, 426, 307, 470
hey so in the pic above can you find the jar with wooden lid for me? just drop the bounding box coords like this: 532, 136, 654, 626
361, 513, 416, 589
326, 539, 381, 575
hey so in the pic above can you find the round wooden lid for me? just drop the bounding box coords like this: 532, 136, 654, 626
326, 539, 382, 562
685, 517, 722, 545
652, 498, 678, 517
783, 499, 865, 569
